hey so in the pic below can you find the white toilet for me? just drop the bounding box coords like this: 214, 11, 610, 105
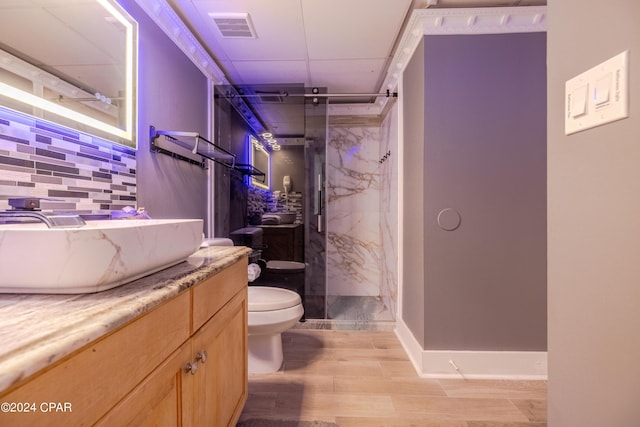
247, 286, 304, 374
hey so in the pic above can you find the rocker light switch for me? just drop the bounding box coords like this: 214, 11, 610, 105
570, 84, 588, 118
594, 74, 611, 107
565, 50, 629, 135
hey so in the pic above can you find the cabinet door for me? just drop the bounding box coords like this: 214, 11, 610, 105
263, 229, 293, 260
192, 289, 248, 427
0, 291, 190, 427
261, 225, 304, 262
95, 342, 194, 427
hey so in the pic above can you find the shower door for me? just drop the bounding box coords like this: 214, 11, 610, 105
303, 94, 327, 319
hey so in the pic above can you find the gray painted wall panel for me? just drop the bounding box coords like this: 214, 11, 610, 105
402, 38, 426, 347
422, 33, 547, 351
121, 0, 209, 229
402, 33, 547, 352
547, 0, 640, 425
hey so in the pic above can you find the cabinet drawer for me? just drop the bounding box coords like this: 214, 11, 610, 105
192, 257, 247, 332
0, 291, 191, 427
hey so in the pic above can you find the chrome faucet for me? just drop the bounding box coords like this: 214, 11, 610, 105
0, 198, 86, 228
0, 210, 86, 228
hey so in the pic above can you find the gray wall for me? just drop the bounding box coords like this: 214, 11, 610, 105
403, 33, 547, 351
547, 1, 640, 425
272, 146, 305, 195
402, 38, 426, 347
121, 0, 209, 228
213, 93, 255, 237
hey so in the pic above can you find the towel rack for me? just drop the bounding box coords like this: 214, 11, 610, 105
150, 125, 235, 169
233, 163, 266, 182
149, 126, 265, 182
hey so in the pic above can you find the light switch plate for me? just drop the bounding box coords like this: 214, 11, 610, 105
565, 50, 629, 135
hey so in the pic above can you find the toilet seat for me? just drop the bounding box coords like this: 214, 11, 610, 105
248, 286, 301, 311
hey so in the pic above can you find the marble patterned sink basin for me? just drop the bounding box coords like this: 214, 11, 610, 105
0, 219, 203, 294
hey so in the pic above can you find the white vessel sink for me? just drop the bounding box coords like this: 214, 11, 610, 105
0, 219, 203, 294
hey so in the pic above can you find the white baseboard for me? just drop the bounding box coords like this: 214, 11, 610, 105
395, 319, 547, 380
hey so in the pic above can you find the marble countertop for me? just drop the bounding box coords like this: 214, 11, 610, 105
0, 245, 251, 394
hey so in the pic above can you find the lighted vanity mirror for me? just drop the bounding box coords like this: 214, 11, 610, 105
0, 0, 138, 148
250, 135, 271, 190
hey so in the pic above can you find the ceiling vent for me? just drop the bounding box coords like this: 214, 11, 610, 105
209, 13, 257, 38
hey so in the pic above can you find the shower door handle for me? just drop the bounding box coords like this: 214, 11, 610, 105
315, 173, 323, 233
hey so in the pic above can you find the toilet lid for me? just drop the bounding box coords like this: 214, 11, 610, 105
266, 260, 305, 272
248, 286, 301, 311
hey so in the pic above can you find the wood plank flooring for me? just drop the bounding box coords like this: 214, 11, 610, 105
238, 329, 547, 427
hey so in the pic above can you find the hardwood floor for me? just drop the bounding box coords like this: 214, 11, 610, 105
238, 329, 547, 427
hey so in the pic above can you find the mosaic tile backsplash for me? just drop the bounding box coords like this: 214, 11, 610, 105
0, 107, 136, 213
247, 186, 304, 224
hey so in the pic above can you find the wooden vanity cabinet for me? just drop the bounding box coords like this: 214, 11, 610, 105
192, 290, 247, 425
260, 224, 304, 262
95, 341, 195, 426
0, 257, 248, 427
0, 290, 192, 427
190, 258, 248, 426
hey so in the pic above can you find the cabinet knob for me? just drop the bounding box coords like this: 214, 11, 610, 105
196, 351, 207, 363
184, 362, 198, 375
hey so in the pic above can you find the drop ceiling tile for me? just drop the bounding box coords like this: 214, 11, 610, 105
301, 0, 412, 60
256, 108, 305, 136
189, 0, 307, 61
231, 60, 309, 85
310, 59, 386, 93
310, 59, 385, 93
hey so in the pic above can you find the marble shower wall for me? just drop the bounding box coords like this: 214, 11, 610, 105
326, 104, 398, 321
380, 104, 399, 320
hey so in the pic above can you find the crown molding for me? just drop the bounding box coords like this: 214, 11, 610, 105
134, 0, 266, 134
134, 0, 227, 85
136, 1, 545, 121
363, 5, 547, 116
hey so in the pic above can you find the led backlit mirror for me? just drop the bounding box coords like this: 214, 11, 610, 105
249, 135, 270, 190
0, 0, 138, 148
